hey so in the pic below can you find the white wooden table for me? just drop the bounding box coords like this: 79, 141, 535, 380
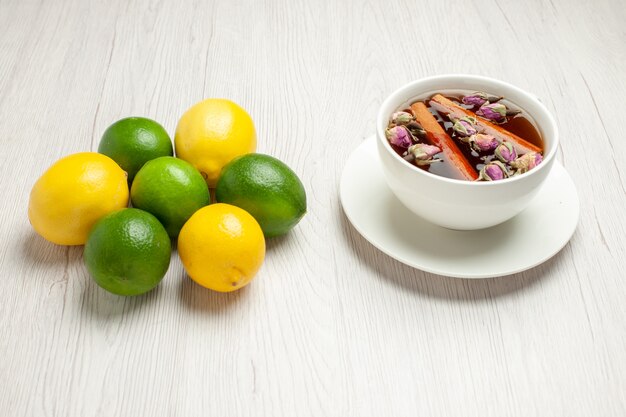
1, 0, 625, 415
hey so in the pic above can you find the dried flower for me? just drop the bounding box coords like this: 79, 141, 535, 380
472, 134, 499, 152
391, 111, 414, 125
406, 143, 442, 165
478, 161, 509, 181
510, 152, 543, 173
461, 92, 502, 107
460, 133, 499, 152
476, 102, 521, 122
385, 125, 413, 148
452, 116, 478, 137
477, 103, 508, 122
494, 142, 517, 163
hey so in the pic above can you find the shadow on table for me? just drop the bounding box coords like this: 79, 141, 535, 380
265, 232, 295, 252
178, 269, 249, 314
20, 228, 80, 266
79, 281, 164, 318
339, 210, 572, 301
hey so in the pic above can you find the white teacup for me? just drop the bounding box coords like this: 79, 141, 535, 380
376, 74, 559, 230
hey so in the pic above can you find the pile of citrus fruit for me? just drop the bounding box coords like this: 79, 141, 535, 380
28, 99, 306, 296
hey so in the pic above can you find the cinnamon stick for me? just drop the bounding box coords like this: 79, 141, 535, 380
410, 102, 478, 181
429, 94, 542, 154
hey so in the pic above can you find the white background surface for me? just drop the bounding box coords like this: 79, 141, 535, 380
1, 0, 625, 416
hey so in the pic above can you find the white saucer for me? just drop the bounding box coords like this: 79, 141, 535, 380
339, 136, 579, 278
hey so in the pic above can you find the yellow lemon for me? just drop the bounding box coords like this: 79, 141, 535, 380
28, 152, 129, 245
174, 98, 256, 188
178, 204, 265, 292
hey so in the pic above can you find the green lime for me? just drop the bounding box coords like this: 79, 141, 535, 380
130, 156, 210, 238
98, 117, 173, 182
84, 208, 171, 296
215, 153, 306, 237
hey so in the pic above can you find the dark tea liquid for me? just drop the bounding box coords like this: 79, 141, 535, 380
391, 94, 544, 180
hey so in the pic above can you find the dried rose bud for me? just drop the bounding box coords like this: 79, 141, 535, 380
385, 125, 413, 148
472, 134, 499, 152
477, 102, 508, 122
391, 111, 414, 125
452, 116, 478, 137
462, 92, 488, 107
478, 161, 509, 181
494, 141, 517, 163
407, 143, 442, 166
510, 152, 543, 173
460, 133, 498, 152
461, 92, 501, 107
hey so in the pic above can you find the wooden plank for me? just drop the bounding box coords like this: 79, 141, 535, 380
0, 0, 624, 415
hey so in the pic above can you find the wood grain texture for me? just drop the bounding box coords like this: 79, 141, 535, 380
1, 0, 625, 415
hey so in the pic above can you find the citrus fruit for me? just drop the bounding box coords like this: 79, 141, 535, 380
84, 208, 171, 296
174, 98, 256, 188
215, 153, 306, 237
28, 152, 129, 245
130, 156, 209, 238
178, 204, 265, 292
98, 117, 173, 182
